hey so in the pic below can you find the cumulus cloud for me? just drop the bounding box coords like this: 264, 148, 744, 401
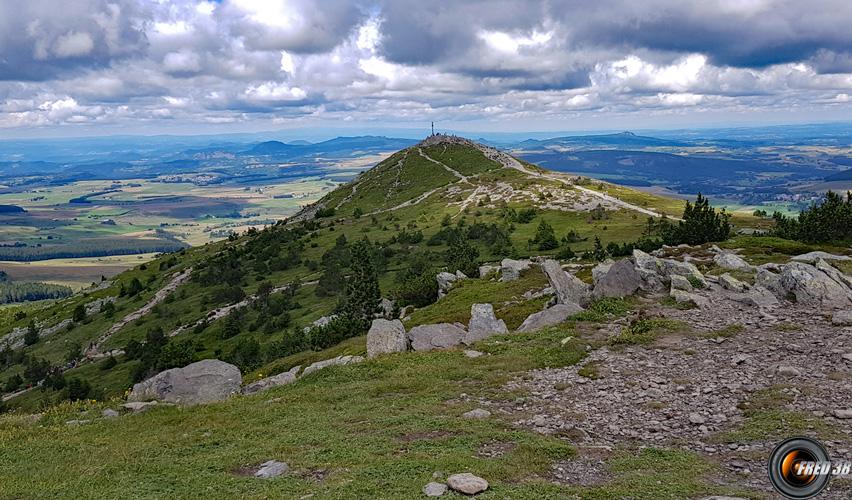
0, 0, 850, 132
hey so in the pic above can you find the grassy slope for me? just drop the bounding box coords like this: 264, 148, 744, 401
0, 325, 738, 499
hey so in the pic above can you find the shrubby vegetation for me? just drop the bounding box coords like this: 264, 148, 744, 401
772, 190, 852, 243
0, 237, 185, 261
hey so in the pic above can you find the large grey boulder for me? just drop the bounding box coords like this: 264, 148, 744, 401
408, 323, 465, 351
755, 268, 786, 298
815, 258, 852, 289
464, 304, 507, 344
517, 303, 583, 333
632, 249, 666, 292
366, 319, 408, 358
542, 259, 590, 306
478, 264, 499, 278
242, 365, 301, 395
779, 261, 852, 309
659, 258, 707, 287
302, 355, 364, 376
592, 259, 642, 298
128, 359, 241, 405
447, 473, 489, 495
714, 252, 754, 272
670, 289, 709, 309
669, 274, 693, 292
832, 310, 852, 326
791, 251, 852, 264
500, 258, 531, 281
731, 285, 780, 308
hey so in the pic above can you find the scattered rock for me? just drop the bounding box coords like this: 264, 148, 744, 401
463, 408, 491, 419
254, 460, 289, 478
101, 409, 119, 418
791, 251, 852, 264
688, 413, 706, 425
242, 365, 301, 395
128, 359, 242, 406
500, 258, 531, 281
731, 285, 779, 308
778, 261, 852, 309
542, 259, 589, 306
478, 265, 498, 279
670, 289, 708, 309
423, 482, 447, 497
303, 355, 364, 376
591, 259, 614, 284
517, 303, 583, 333
366, 319, 408, 358
464, 350, 484, 358
65, 419, 91, 426
446, 473, 489, 495
592, 259, 642, 298
833, 409, 852, 419
464, 304, 507, 344
408, 323, 466, 351
713, 252, 754, 272
436, 272, 459, 299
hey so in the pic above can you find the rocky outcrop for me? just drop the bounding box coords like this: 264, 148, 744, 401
713, 252, 753, 272
592, 259, 641, 298
670, 288, 709, 309
302, 355, 365, 376
670, 274, 693, 292
791, 251, 851, 264
377, 298, 395, 319
730, 285, 779, 308
542, 259, 589, 306
517, 303, 583, 333
478, 264, 499, 278
777, 261, 852, 309
242, 365, 301, 395
129, 359, 242, 405
500, 258, 531, 281
464, 304, 507, 344
366, 319, 408, 358
833, 310, 852, 326
408, 323, 466, 351
591, 259, 614, 284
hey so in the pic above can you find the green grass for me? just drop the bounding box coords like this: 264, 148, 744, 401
610, 317, 686, 346
570, 297, 634, 323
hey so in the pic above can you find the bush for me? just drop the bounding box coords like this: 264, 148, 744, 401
305, 316, 364, 351
659, 194, 730, 245
23, 321, 38, 346
65, 377, 92, 401
772, 190, 852, 243
225, 337, 262, 372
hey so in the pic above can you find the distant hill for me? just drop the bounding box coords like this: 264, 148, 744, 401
825, 168, 852, 181
517, 131, 692, 149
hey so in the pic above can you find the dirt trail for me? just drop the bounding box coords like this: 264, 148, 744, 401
87, 268, 193, 355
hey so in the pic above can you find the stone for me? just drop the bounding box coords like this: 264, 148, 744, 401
713, 252, 754, 272
303, 314, 337, 333
833, 409, 852, 419
446, 473, 488, 495
408, 323, 466, 351
121, 401, 159, 412
242, 365, 301, 395
542, 259, 589, 306
464, 304, 507, 344
670, 289, 709, 309
500, 258, 531, 281
832, 311, 852, 326
688, 413, 706, 425
436, 272, 459, 298
591, 259, 614, 284
779, 262, 852, 309
842, 353, 852, 363
366, 319, 408, 358
463, 408, 491, 419
592, 259, 642, 298
128, 359, 242, 406
303, 355, 364, 376
659, 258, 707, 287
456, 270, 468, 279
815, 258, 852, 289
101, 409, 119, 418
65, 419, 91, 426
777, 365, 802, 377
669, 274, 693, 292
516, 303, 583, 333
719, 273, 747, 293
464, 350, 484, 358
791, 251, 852, 264
731, 285, 780, 308
254, 460, 289, 478
423, 482, 447, 497
478, 265, 498, 279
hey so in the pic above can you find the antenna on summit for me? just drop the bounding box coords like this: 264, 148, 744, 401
431, 121, 434, 136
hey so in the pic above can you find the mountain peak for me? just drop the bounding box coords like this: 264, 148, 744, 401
417, 133, 479, 148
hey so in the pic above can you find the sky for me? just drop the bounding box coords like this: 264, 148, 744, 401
1, 0, 852, 138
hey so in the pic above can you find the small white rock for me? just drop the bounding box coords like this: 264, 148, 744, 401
423, 482, 447, 497
463, 408, 491, 419
254, 460, 289, 478
447, 473, 489, 495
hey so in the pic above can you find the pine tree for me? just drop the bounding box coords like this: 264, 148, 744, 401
23, 321, 38, 346
446, 232, 479, 277
531, 219, 558, 250
341, 239, 380, 327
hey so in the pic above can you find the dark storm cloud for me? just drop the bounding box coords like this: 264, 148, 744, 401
0, 0, 147, 81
